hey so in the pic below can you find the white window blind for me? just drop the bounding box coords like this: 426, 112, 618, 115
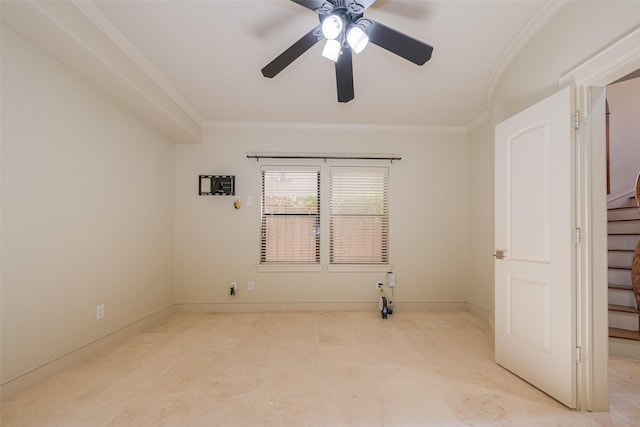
330, 166, 389, 264
261, 168, 320, 263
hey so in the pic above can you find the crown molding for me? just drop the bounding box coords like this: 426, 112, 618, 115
485, 0, 568, 108
559, 25, 640, 88
203, 120, 468, 135
466, 111, 491, 134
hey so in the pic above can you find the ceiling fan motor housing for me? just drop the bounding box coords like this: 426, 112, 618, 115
318, 1, 365, 37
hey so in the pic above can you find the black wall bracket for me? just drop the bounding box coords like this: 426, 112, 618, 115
199, 175, 235, 196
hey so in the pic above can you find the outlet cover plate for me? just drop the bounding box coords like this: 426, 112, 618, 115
96, 304, 105, 320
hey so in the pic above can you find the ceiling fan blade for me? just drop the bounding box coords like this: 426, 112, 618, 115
357, 0, 378, 10
335, 47, 354, 103
290, 0, 331, 13
262, 25, 322, 78
366, 19, 433, 66
290, 0, 377, 14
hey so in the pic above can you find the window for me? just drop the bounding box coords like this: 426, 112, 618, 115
259, 163, 390, 268
261, 167, 320, 263
330, 166, 389, 264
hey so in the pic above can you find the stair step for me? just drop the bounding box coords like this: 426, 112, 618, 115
609, 284, 634, 291
608, 250, 634, 266
609, 265, 631, 271
609, 195, 638, 209
608, 233, 640, 250
608, 304, 640, 314
609, 327, 640, 340
607, 220, 640, 234
608, 268, 632, 287
608, 234, 640, 250
608, 287, 637, 306
609, 309, 639, 330
607, 207, 640, 221
608, 205, 639, 211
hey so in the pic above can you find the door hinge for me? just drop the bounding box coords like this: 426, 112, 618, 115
574, 111, 580, 129
575, 227, 581, 245
574, 347, 582, 363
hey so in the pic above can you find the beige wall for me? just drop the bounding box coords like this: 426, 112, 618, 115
491, 1, 640, 124
174, 126, 469, 309
607, 78, 640, 201
466, 120, 494, 316
1, 28, 175, 384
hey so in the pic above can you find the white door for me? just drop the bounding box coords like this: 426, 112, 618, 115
495, 86, 576, 408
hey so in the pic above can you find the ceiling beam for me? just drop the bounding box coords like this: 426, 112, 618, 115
1, 0, 202, 144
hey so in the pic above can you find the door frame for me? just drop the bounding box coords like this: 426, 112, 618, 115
560, 26, 640, 411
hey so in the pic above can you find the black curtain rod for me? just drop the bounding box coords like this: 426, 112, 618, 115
246, 155, 401, 162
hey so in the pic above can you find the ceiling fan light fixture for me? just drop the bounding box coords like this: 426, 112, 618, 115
321, 14, 343, 40
346, 25, 369, 54
261, 1, 435, 103
322, 39, 341, 62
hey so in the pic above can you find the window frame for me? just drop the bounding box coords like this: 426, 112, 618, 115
260, 166, 321, 266
329, 165, 389, 265
256, 160, 392, 273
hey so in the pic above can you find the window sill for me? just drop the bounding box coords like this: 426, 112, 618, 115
256, 264, 322, 273
326, 264, 393, 273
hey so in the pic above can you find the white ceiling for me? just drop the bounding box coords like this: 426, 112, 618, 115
2, 1, 563, 136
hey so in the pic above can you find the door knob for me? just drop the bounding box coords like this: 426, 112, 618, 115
493, 250, 507, 260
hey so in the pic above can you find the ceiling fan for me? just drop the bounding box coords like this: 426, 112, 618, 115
261, 0, 434, 103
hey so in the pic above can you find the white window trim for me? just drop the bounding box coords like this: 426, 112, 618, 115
326, 264, 394, 273
256, 264, 323, 273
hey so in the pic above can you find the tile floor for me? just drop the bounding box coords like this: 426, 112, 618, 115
1, 310, 639, 426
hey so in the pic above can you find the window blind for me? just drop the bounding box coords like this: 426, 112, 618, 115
330, 166, 389, 264
261, 168, 320, 263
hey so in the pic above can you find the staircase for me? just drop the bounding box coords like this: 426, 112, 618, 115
607, 194, 640, 340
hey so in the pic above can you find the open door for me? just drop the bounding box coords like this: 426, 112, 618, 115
495, 86, 577, 408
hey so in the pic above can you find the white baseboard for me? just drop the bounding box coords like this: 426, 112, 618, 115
173, 301, 471, 314
466, 303, 493, 323
609, 337, 640, 360
396, 301, 470, 311
0, 306, 174, 403
174, 302, 378, 313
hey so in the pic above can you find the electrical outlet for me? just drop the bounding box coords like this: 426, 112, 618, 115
248, 281, 255, 291
96, 304, 105, 320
